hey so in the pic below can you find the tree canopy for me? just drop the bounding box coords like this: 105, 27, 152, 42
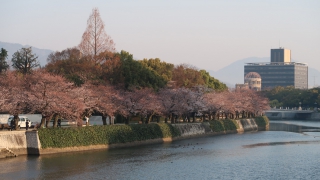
261, 86, 320, 109
139, 58, 174, 82
79, 8, 115, 61
0, 48, 9, 73
119, 51, 167, 90
11, 47, 40, 74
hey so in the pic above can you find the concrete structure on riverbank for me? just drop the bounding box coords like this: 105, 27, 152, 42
265, 109, 320, 120
0, 131, 41, 158
0, 118, 267, 158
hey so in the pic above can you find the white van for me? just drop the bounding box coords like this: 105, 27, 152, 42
7, 116, 32, 129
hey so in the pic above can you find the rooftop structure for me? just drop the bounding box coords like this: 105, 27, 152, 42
271, 48, 291, 63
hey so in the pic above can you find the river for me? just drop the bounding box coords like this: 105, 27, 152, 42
1, 120, 320, 180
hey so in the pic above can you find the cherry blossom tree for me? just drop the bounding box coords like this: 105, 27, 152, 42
158, 88, 193, 123
135, 88, 162, 124
24, 70, 85, 128
0, 71, 31, 129
88, 84, 119, 125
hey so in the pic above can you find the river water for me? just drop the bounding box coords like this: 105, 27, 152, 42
1, 120, 320, 180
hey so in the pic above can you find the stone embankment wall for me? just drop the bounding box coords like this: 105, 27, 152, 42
172, 119, 260, 138
0, 118, 265, 157
0, 131, 41, 158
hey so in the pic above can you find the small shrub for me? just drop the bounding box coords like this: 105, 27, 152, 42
254, 116, 269, 128
209, 119, 239, 132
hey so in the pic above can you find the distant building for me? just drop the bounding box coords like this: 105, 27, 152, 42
244, 72, 261, 91
244, 48, 308, 90
235, 72, 261, 91
235, 83, 249, 90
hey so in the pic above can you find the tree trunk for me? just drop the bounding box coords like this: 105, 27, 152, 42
146, 113, 154, 124
53, 114, 58, 128
145, 115, 150, 124
102, 115, 107, 125
45, 114, 53, 128
125, 117, 130, 124
192, 112, 196, 122
165, 117, 168, 123
14, 114, 19, 130
39, 115, 46, 128
170, 114, 175, 124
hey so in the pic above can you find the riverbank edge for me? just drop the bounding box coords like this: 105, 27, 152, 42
0, 118, 269, 158
39, 130, 239, 155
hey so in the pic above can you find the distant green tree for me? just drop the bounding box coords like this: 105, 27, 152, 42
11, 47, 40, 74
118, 51, 166, 90
200, 70, 227, 91
269, 99, 283, 108
0, 48, 9, 73
139, 58, 174, 82
262, 86, 320, 109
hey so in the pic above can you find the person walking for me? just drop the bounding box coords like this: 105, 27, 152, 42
26, 120, 29, 130
10, 119, 14, 131
85, 116, 89, 126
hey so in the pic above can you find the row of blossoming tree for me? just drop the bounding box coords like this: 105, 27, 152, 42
0, 69, 270, 129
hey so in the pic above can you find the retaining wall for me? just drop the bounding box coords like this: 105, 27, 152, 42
0, 118, 263, 157
0, 131, 41, 157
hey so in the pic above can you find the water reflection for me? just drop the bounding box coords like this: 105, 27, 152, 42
2, 121, 320, 179
269, 121, 320, 133
243, 140, 320, 148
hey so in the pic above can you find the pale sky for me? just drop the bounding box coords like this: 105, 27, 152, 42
1, 0, 319, 71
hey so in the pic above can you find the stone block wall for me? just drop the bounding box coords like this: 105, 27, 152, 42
0, 130, 41, 156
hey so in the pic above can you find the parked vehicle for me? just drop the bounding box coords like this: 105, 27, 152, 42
7, 116, 32, 129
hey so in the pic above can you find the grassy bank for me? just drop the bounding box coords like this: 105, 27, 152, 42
38, 116, 269, 149
38, 123, 180, 149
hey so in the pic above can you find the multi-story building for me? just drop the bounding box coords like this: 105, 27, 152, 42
244, 48, 308, 90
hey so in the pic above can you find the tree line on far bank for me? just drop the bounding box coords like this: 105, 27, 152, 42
0, 8, 269, 129
261, 86, 320, 110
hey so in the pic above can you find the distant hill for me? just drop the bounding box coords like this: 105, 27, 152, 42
207, 57, 269, 88
208, 57, 320, 89
0, 41, 53, 67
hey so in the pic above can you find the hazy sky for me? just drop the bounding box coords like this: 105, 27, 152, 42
1, 0, 319, 71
